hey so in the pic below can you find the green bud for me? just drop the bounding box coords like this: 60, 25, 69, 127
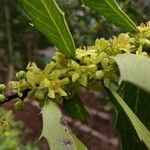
34, 89, 47, 101
16, 71, 26, 79
14, 100, 25, 111
0, 94, 5, 102
96, 70, 104, 80
144, 39, 150, 47
0, 84, 6, 91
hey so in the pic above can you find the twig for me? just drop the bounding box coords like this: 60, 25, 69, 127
0, 89, 29, 105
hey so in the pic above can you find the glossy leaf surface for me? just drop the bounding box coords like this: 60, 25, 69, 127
110, 88, 150, 149
63, 94, 89, 122
115, 83, 150, 150
18, 0, 75, 57
83, 0, 138, 31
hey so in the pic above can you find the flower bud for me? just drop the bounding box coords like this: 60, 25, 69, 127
16, 71, 26, 79
34, 89, 47, 101
96, 70, 104, 80
14, 100, 25, 111
0, 84, 6, 91
0, 94, 5, 102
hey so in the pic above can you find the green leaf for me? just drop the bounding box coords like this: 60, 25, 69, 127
109, 88, 150, 149
115, 83, 150, 150
113, 54, 150, 93
63, 94, 89, 122
72, 135, 88, 150
83, 0, 138, 31
41, 100, 87, 150
17, 0, 75, 57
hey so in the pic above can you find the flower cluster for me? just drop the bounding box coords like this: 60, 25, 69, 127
6, 22, 150, 106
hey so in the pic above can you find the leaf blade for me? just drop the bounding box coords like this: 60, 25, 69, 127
63, 94, 89, 123
113, 54, 150, 93
18, 0, 75, 57
41, 100, 87, 150
83, 0, 138, 31
116, 83, 150, 149
110, 88, 150, 149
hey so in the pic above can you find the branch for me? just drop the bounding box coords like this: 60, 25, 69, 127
0, 89, 29, 105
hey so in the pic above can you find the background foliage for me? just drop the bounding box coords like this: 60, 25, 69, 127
0, 108, 39, 150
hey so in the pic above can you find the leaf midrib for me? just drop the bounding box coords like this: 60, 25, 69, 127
21, 0, 72, 56
87, 0, 137, 31
105, 0, 135, 30
40, 0, 71, 55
